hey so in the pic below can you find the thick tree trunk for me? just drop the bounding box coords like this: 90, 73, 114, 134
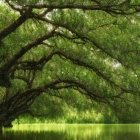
3, 121, 13, 128
0, 103, 30, 128
0, 88, 38, 128
0, 112, 15, 128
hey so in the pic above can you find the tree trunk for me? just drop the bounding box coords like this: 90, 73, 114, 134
0, 112, 15, 128
0, 103, 30, 128
0, 89, 37, 128
3, 121, 13, 128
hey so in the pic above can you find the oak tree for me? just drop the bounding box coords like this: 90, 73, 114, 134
0, 0, 140, 128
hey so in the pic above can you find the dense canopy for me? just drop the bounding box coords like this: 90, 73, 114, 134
0, 0, 140, 128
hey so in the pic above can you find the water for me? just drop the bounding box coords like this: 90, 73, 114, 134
1, 124, 140, 140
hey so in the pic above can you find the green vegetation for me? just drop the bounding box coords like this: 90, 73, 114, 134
0, 0, 140, 128
13, 94, 118, 124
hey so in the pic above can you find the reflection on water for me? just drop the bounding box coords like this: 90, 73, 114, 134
1, 124, 140, 140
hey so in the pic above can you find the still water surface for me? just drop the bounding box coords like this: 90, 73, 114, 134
1, 124, 140, 140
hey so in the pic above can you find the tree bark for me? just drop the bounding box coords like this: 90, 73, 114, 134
0, 111, 15, 129
3, 121, 13, 128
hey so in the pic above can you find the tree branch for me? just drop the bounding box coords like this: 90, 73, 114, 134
0, 9, 32, 42
0, 29, 56, 72
32, 15, 130, 69
24, 3, 140, 14
5, 0, 22, 12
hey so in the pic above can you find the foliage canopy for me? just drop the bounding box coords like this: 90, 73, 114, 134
0, 0, 140, 127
